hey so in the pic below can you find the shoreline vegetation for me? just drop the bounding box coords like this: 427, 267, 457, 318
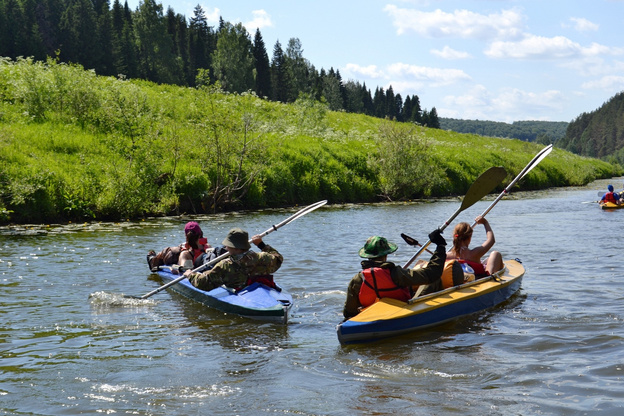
0, 58, 621, 225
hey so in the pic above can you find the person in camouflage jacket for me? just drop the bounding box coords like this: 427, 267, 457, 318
184, 228, 283, 291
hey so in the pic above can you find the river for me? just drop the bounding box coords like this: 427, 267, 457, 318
1, 178, 622, 415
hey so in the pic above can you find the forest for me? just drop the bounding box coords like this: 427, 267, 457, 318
557, 92, 624, 165
440, 118, 569, 145
0, 0, 441, 127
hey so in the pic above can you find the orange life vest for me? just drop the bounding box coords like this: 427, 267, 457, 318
358, 267, 411, 307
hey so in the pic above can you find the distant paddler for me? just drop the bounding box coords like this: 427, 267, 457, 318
599, 184, 621, 206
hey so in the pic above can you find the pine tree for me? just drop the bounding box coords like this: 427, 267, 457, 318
428, 107, 440, 128
270, 40, 290, 102
252, 29, 272, 98
95, 0, 114, 75
189, 5, 215, 85
285, 37, 312, 102
58, 0, 100, 70
133, 0, 181, 84
1, 0, 27, 58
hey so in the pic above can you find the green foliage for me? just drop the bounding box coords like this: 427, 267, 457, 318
558, 92, 624, 164
441, 118, 569, 144
0, 58, 620, 224
211, 22, 254, 93
372, 121, 444, 200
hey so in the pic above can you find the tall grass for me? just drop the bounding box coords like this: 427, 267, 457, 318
0, 57, 620, 224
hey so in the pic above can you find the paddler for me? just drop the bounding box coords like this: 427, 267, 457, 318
183, 227, 283, 291
446, 216, 503, 277
342, 229, 447, 320
600, 184, 621, 205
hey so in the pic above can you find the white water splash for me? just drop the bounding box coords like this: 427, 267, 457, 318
88, 291, 157, 307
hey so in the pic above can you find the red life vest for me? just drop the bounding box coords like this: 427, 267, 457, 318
604, 192, 617, 204
358, 267, 411, 307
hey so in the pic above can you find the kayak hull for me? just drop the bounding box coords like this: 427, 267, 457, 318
157, 268, 293, 324
337, 259, 525, 344
601, 202, 624, 209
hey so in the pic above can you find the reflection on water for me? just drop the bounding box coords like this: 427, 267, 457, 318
1, 179, 624, 414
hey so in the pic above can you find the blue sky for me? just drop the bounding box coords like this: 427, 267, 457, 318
126, 0, 624, 123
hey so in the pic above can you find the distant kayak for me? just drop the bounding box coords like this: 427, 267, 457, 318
600, 202, 624, 210
337, 259, 525, 344
156, 266, 293, 324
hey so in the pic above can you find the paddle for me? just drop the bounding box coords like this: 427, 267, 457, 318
400, 233, 434, 255
127, 200, 328, 300
402, 166, 507, 269
471, 144, 553, 228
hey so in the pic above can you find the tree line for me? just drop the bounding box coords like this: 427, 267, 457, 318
440, 118, 568, 145
557, 91, 624, 165
0, 0, 440, 127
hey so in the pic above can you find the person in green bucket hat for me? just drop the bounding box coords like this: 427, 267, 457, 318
343, 229, 448, 320
184, 227, 283, 291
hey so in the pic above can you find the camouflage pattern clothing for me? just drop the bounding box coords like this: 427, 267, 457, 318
343, 244, 446, 319
188, 243, 283, 291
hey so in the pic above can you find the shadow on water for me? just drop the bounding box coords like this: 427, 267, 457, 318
145, 273, 292, 353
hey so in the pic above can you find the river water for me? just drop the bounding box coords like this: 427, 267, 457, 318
1, 178, 623, 415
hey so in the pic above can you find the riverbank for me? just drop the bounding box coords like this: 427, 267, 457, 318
1, 58, 620, 224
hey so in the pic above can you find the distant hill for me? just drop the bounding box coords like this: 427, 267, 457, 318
557, 92, 624, 163
440, 118, 568, 145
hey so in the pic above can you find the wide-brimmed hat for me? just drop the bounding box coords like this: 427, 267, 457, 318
358, 236, 398, 259
184, 221, 203, 237
222, 228, 251, 250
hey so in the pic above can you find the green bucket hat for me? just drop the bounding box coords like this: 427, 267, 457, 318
358, 236, 398, 259
222, 228, 251, 250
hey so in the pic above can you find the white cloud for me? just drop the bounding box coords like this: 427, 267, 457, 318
202, 6, 220, 23
245, 9, 273, 30
383, 5, 525, 40
431, 46, 471, 59
569, 17, 599, 32
343, 63, 385, 79
441, 86, 565, 122
581, 75, 624, 91
386, 63, 472, 86
485, 35, 617, 59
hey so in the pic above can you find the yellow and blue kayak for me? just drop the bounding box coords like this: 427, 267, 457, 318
337, 259, 525, 344
600, 202, 624, 210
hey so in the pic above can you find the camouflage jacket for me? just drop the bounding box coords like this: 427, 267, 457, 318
342, 244, 446, 319
188, 244, 283, 291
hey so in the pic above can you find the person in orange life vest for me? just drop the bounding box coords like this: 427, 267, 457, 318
600, 184, 621, 205
446, 216, 504, 277
342, 229, 447, 320
177, 221, 212, 270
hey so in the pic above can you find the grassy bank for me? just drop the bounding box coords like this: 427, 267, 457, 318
0, 57, 620, 224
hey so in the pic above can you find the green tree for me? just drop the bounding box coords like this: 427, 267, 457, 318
211, 22, 254, 93
133, 0, 182, 84
322, 68, 343, 111
58, 0, 101, 70
252, 28, 272, 98
285, 37, 314, 102
20, 0, 46, 60
166, 7, 191, 84
1, 0, 28, 58
270, 40, 290, 102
